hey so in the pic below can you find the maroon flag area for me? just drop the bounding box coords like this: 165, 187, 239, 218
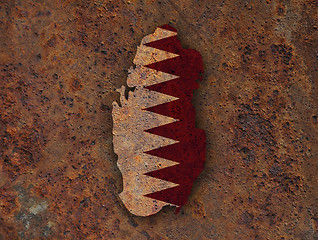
143, 25, 206, 211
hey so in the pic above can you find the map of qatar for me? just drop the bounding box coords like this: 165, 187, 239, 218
112, 25, 206, 216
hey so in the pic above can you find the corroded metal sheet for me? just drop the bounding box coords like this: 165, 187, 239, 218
0, 0, 317, 239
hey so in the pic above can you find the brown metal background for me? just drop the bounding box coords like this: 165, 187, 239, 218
0, 0, 317, 239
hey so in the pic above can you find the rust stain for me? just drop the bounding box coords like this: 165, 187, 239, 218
0, 0, 317, 239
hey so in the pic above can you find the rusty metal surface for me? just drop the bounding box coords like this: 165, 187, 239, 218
0, 0, 317, 239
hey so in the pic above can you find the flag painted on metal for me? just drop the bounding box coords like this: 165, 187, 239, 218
112, 25, 206, 216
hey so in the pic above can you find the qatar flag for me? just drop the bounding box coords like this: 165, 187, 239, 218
112, 25, 206, 216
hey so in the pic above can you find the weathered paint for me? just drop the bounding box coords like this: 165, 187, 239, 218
0, 0, 317, 239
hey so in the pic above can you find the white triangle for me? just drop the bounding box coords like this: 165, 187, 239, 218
121, 172, 178, 196
141, 175, 179, 196
113, 107, 178, 134
139, 152, 179, 174
133, 44, 179, 66
127, 86, 178, 109
119, 190, 177, 217
140, 131, 178, 152
115, 126, 178, 155
118, 152, 178, 174
138, 110, 179, 130
127, 66, 179, 88
142, 27, 177, 44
